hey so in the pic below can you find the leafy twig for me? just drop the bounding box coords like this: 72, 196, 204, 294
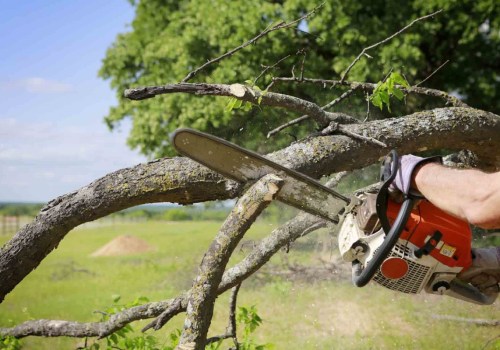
272, 76, 468, 107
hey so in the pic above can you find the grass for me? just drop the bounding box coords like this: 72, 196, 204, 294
0, 219, 499, 350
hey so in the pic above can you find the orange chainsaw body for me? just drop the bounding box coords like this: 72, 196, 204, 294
386, 199, 473, 270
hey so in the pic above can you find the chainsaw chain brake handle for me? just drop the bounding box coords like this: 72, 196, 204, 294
352, 150, 417, 287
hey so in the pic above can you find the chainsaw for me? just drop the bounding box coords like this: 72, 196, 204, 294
172, 128, 498, 305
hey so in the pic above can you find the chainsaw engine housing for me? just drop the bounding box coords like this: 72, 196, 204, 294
339, 194, 475, 298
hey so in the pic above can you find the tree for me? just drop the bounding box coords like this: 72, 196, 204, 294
1, 4, 500, 350
99, 0, 499, 157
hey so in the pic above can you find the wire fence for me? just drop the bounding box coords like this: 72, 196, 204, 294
0, 215, 153, 236
1, 215, 23, 235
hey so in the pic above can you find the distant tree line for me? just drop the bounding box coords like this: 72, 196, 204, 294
0, 203, 44, 218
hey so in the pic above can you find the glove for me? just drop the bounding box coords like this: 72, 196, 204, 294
458, 247, 500, 296
391, 154, 442, 196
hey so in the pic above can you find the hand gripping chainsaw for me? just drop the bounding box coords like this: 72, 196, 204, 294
172, 128, 498, 305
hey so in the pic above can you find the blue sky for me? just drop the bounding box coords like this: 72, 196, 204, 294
0, 0, 147, 202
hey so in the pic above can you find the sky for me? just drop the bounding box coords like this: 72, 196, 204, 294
0, 0, 147, 202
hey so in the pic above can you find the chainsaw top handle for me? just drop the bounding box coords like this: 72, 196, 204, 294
352, 150, 417, 287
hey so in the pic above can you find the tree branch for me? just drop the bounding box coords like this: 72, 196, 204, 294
340, 10, 442, 82
267, 115, 310, 138
0, 299, 179, 338
273, 77, 468, 107
320, 122, 387, 148
415, 60, 449, 87
1, 107, 499, 303
267, 88, 360, 138
205, 284, 241, 347
174, 174, 283, 350
0, 186, 330, 339
125, 82, 346, 127
180, 3, 324, 83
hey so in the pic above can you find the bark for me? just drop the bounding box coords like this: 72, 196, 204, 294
0, 107, 499, 303
175, 174, 283, 350
0, 299, 177, 338
0, 158, 240, 303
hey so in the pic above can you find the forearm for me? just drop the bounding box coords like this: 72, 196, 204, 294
413, 163, 500, 229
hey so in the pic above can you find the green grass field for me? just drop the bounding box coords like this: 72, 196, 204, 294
0, 220, 499, 349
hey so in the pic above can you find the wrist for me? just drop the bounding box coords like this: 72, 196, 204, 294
412, 162, 441, 194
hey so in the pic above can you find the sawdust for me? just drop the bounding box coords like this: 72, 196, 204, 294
90, 235, 154, 257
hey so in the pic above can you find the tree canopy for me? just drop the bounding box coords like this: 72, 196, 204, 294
100, 0, 499, 157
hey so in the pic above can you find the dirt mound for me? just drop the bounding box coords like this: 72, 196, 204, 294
91, 235, 154, 257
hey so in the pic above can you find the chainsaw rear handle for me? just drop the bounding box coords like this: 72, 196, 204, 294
352, 150, 416, 287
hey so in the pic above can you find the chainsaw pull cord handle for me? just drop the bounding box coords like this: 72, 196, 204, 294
352, 150, 416, 287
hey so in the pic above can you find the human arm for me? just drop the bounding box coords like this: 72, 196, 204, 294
412, 163, 500, 229
393, 154, 500, 295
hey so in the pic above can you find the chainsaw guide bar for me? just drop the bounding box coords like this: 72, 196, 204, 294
172, 128, 349, 223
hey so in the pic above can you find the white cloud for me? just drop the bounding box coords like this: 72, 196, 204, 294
0, 118, 146, 202
0, 77, 73, 93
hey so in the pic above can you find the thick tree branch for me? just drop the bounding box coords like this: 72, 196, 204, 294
0, 158, 240, 303
1, 107, 499, 303
125, 82, 349, 126
1, 172, 347, 340
175, 174, 283, 350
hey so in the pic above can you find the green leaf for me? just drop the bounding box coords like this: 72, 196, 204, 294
392, 87, 405, 100
371, 94, 383, 110
112, 294, 121, 303
233, 99, 243, 109
242, 102, 253, 111
386, 76, 395, 90
225, 98, 238, 111
391, 72, 410, 88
